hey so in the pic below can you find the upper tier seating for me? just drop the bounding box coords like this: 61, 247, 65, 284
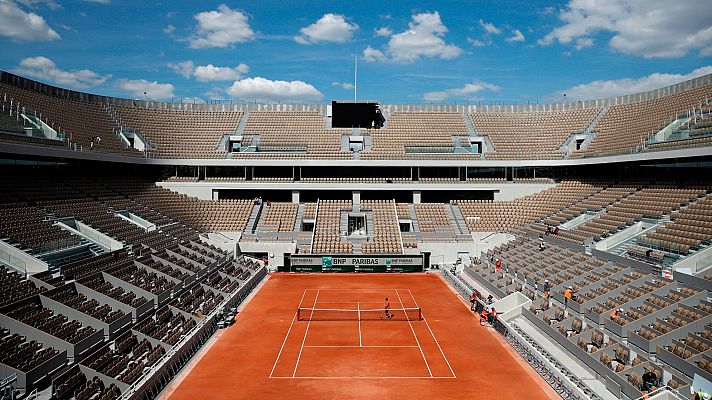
112, 106, 241, 159
362, 112, 477, 160
0, 83, 139, 156
470, 108, 600, 159
234, 111, 351, 159
455, 180, 604, 232
576, 84, 712, 157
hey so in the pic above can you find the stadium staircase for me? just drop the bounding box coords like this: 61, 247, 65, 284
102, 103, 154, 154
247, 201, 264, 235
446, 204, 469, 235
294, 203, 305, 231
584, 106, 609, 135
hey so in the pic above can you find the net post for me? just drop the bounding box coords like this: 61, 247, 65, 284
418, 308, 422, 321
297, 307, 301, 321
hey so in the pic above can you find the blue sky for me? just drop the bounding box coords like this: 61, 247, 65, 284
0, 0, 711, 103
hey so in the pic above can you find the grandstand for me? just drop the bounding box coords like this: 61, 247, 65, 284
1, 68, 712, 400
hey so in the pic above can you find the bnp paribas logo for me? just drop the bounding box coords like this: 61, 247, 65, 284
322, 256, 333, 267
385, 258, 392, 265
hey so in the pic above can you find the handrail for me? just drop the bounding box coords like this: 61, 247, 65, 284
309, 199, 319, 254
393, 199, 405, 253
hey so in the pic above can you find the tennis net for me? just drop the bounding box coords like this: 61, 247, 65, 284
297, 307, 422, 321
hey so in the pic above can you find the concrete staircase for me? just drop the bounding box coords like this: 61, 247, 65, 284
246, 202, 264, 234
294, 203, 305, 231
446, 204, 469, 235
407, 204, 420, 233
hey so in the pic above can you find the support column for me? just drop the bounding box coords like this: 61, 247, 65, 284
212, 190, 220, 200
352, 191, 360, 206
291, 190, 300, 203
413, 191, 422, 204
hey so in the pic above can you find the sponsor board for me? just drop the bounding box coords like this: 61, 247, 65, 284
289, 255, 423, 273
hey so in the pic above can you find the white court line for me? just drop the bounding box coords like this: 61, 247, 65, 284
303, 345, 419, 348
292, 289, 320, 377
357, 301, 362, 347
311, 288, 413, 290
271, 376, 457, 380
405, 289, 457, 378
269, 289, 308, 378
394, 289, 432, 378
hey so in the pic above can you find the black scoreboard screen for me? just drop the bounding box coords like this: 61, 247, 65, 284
332, 101, 384, 129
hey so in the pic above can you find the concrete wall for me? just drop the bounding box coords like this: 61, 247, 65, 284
417, 241, 478, 265
156, 182, 214, 200
0, 240, 49, 274
493, 183, 557, 201
237, 241, 296, 269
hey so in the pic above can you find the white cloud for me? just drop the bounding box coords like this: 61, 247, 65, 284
575, 37, 593, 50
294, 13, 357, 44
225, 77, 323, 101
84, 0, 110, 3
467, 37, 488, 47
193, 63, 249, 82
180, 97, 206, 104
168, 60, 194, 78
168, 61, 249, 82
505, 29, 525, 43
424, 81, 501, 101
479, 19, 501, 35
117, 79, 175, 100
163, 24, 175, 34
0, 0, 59, 41
204, 87, 225, 100
539, 0, 712, 58
362, 45, 387, 62
331, 81, 354, 90
553, 66, 712, 100
14, 56, 109, 89
364, 11, 461, 63
15, 0, 59, 10
374, 27, 391, 37
188, 4, 254, 49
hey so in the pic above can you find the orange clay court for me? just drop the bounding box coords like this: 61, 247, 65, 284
167, 273, 557, 399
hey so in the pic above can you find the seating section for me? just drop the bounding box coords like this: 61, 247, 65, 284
312, 200, 352, 253
112, 106, 241, 158
83, 333, 165, 384
470, 108, 600, 159
133, 306, 197, 345
0, 201, 80, 254
103, 179, 253, 232
6, 302, 98, 344
0, 83, 139, 156
235, 111, 351, 159
455, 180, 603, 231
560, 186, 704, 243
0, 265, 46, 307
414, 203, 455, 234
45, 285, 126, 324
361, 200, 402, 254
362, 112, 477, 160
0, 328, 60, 372
638, 195, 712, 254
54, 366, 121, 400
577, 84, 712, 157
259, 202, 298, 232
541, 184, 637, 227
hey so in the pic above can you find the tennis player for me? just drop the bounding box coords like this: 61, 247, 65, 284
382, 297, 393, 319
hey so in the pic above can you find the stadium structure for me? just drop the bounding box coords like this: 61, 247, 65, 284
0, 68, 711, 400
